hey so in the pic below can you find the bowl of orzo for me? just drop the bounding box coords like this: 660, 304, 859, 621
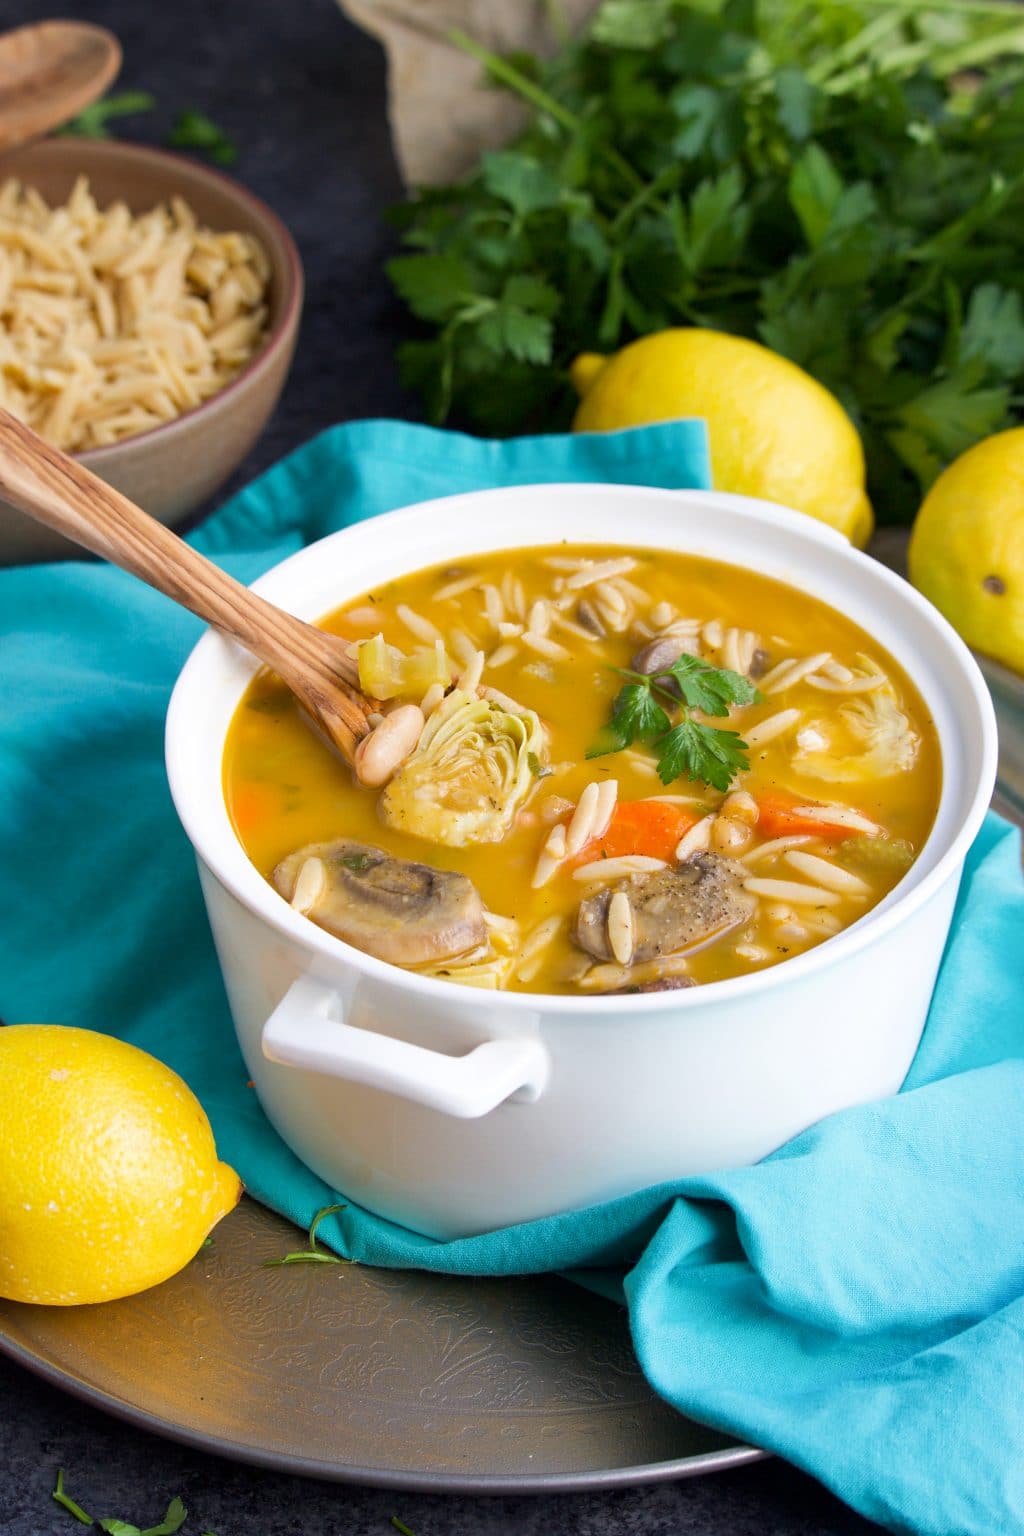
0, 135, 303, 564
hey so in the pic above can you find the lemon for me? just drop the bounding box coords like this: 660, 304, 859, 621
571, 329, 874, 547
0, 1025, 241, 1306
909, 428, 1024, 675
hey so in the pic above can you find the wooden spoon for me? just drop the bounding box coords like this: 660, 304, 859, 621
0, 409, 375, 764
0, 22, 121, 151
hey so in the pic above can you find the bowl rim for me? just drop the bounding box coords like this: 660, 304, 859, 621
166, 483, 999, 1015
5, 137, 304, 462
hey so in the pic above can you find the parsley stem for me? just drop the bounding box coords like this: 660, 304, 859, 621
448, 29, 581, 133
931, 21, 1024, 70
859, 0, 1024, 16
803, 11, 906, 83
823, 19, 1024, 92
610, 164, 683, 236
448, 29, 645, 193
52, 1470, 94, 1526
307, 1201, 346, 1250
540, 0, 571, 46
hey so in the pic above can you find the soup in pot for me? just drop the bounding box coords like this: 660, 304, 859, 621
223, 545, 941, 995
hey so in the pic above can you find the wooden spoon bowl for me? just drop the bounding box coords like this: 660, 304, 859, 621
0, 409, 375, 765
0, 21, 121, 151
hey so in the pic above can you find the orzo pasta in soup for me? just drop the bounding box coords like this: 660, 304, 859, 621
223, 545, 940, 995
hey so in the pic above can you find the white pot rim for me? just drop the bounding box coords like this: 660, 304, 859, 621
166, 483, 998, 1015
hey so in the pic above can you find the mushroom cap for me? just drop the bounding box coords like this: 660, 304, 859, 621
575, 852, 756, 964
273, 838, 487, 966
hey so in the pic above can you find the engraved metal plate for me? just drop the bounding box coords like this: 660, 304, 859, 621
0, 1198, 761, 1491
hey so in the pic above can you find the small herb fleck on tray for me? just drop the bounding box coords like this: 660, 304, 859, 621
58, 93, 156, 138
52, 1473, 189, 1536
167, 111, 238, 167
263, 1202, 354, 1268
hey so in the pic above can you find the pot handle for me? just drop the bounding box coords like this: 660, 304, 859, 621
261, 974, 550, 1119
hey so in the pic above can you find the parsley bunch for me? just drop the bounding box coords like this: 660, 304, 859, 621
389, 0, 1024, 522
588, 654, 757, 791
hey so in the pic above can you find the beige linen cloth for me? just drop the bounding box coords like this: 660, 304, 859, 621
337, 0, 600, 184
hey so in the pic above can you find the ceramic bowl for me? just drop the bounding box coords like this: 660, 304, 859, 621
166, 485, 998, 1240
0, 137, 303, 565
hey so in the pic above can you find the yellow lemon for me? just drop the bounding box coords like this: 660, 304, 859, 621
0, 1024, 241, 1305
571, 329, 873, 547
908, 429, 1024, 675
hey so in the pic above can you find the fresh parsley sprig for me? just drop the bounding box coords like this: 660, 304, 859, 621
388, 0, 1024, 520
587, 653, 756, 792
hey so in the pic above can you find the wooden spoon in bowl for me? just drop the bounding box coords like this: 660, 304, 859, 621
0, 21, 121, 151
0, 409, 375, 765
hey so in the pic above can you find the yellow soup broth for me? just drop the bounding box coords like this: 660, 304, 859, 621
224, 545, 941, 994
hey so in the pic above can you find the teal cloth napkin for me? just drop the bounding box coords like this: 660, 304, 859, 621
1, 418, 1022, 1536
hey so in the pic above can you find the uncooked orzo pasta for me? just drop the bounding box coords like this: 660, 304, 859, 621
0, 176, 270, 450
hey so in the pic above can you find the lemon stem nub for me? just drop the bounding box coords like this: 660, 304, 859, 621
569, 353, 608, 397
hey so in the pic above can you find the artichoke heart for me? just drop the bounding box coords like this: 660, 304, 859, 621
380, 687, 546, 846
357, 632, 450, 701
794, 685, 919, 783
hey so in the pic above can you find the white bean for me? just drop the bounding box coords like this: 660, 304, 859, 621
711, 815, 754, 855
354, 704, 424, 787
721, 789, 759, 825
675, 814, 714, 860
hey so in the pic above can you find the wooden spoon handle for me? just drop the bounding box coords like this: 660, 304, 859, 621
0, 410, 372, 757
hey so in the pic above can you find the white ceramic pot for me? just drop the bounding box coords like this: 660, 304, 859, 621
166, 486, 997, 1239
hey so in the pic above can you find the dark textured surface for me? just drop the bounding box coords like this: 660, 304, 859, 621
0, 1, 884, 1531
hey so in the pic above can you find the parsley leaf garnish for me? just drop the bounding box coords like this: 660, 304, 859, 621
656, 718, 750, 790
605, 680, 671, 749
666, 653, 758, 715
340, 852, 375, 872
588, 653, 753, 793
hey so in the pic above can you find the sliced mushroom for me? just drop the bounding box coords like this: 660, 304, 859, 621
576, 598, 606, 637
273, 838, 486, 966
574, 852, 756, 964
607, 975, 697, 995
631, 635, 688, 676
749, 647, 771, 679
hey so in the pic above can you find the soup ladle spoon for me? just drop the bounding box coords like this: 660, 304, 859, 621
0, 409, 375, 765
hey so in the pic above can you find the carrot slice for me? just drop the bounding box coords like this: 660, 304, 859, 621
580, 799, 699, 863
232, 782, 280, 833
755, 790, 864, 842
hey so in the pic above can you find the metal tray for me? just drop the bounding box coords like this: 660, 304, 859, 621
0, 1197, 762, 1492
4, 531, 1019, 1492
